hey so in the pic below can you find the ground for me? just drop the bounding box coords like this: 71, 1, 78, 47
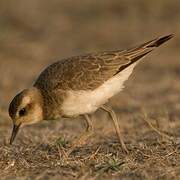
0, 1, 180, 179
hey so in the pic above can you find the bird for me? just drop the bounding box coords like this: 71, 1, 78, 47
8, 34, 173, 153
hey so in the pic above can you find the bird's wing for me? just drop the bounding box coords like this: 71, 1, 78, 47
34, 34, 173, 91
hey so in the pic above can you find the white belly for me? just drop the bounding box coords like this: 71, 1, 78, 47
61, 63, 137, 117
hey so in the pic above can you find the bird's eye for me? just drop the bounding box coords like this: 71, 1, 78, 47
19, 108, 26, 116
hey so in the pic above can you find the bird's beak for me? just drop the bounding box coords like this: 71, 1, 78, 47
10, 123, 21, 145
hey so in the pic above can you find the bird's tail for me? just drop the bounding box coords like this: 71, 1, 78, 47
124, 34, 174, 62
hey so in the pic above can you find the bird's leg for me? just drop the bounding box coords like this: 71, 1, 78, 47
74, 114, 94, 145
101, 105, 128, 153
68, 114, 94, 155
84, 114, 93, 132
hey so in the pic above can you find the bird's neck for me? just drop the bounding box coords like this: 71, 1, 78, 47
38, 88, 65, 120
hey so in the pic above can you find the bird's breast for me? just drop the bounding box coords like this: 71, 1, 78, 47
61, 62, 137, 117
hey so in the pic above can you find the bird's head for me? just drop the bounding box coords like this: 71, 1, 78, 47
8, 87, 43, 144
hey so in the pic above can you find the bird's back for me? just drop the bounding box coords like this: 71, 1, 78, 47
34, 34, 173, 92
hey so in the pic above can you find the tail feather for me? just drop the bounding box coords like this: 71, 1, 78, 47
114, 34, 173, 75
147, 34, 174, 47
125, 34, 174, 61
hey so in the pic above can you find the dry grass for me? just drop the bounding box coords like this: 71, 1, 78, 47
0, 0, 180, 179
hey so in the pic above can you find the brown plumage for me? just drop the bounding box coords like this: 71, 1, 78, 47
8, 34, 173, 152
34, 34, 173, 91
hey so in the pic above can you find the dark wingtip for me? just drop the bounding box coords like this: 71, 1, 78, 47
148, 34, 174, 47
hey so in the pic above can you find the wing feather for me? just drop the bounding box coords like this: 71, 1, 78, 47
34, 34, 173, 91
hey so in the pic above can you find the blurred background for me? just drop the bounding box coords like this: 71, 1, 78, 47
0, 1, 180, 179
0, 0, 179, 113
0, 0, 180, 129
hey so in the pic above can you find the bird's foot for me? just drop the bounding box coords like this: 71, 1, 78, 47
67, 130, 94, 155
